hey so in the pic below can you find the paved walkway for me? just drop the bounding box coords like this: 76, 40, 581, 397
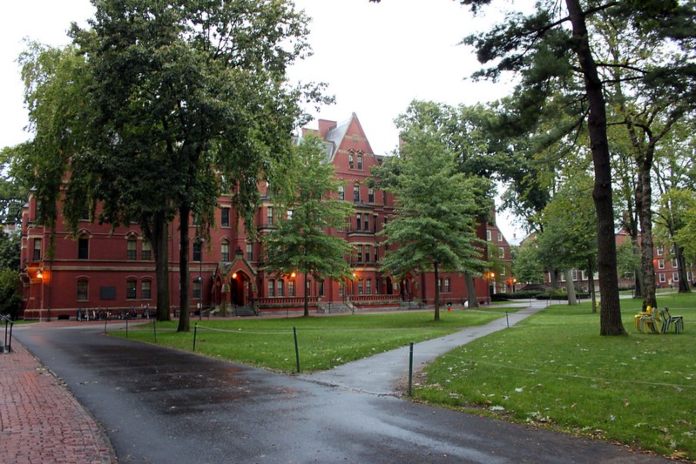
303, 300, 549, 395
0, 339, 115, 464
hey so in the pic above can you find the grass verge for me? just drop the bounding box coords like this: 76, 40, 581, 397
114, 308, 506, 372
415, 293, 696, 460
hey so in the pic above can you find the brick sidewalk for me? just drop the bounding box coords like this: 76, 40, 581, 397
0, 340, 116, 464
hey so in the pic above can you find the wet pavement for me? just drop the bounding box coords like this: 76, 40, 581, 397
12, 314, 669, 464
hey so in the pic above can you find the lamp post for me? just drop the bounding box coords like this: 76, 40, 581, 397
197, 238, 204, 320
36, 269, 44, 322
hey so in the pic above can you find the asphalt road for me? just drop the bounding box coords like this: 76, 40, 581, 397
15, 323, 668, 464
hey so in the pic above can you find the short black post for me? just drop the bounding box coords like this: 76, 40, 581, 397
125, 317, 129, 338
293, 326, 301, 373
408, 342, 414, 397
7, 321, 13, 352
153, 318, 157, 343
506, 311, 510, 328
193, 323, 198, 352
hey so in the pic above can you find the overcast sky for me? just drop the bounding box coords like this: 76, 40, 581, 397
0, 0, 525, 243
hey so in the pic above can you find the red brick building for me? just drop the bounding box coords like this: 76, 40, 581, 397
20, 113, 490, 319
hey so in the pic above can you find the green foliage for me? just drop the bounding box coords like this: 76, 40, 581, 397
615, 240, 639, 280
0, 230, 20, 271
512, 240, 544, 284
537, 173, 597, 273
676, 203, 696, 262
377, 129, 488, 280
416, 292, 696, 460
264, 138, 353, 315
0, 269, 22, 318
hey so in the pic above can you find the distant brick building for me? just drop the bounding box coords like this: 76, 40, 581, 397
20, 113, 491, 319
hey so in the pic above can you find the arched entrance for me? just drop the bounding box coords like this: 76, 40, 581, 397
229, 270, 251, 307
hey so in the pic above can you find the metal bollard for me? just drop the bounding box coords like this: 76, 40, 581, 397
408, 342, 414, 397
153, 318, 157, 342
293, 326, 300, 373
506, 311, 510, 328
193, 324, 198, 352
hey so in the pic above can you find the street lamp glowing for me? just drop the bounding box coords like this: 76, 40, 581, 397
36, 270, 43, 280
290, 272, 296, 279
231, 272, 237, 279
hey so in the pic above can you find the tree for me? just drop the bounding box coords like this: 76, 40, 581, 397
11, 1, 321, 331
0, 230, 20, 271
537, 173, 598, 308
0, 269, 22, 319
393, 100, 496, 307
376, 126, 488, 321
512, 240, 544, 285
263, 137, 353, 317
655, 189, 695, 292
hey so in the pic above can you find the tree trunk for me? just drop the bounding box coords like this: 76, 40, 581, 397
152, 212, 170, 321
636, 152, 658, 310
433, 261, 440, 321
676, 245, 691, 293
588, 259, 597, 313
303, 271, 309, 317
566, 0, 625, 335
464, 272, 479, 308
177, 204, 191, 332
564, 269, 577, 305
550, 269, 559, 290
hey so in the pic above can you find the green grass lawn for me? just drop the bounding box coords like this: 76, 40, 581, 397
115, 308, 506, 372
416, 293, 696, 460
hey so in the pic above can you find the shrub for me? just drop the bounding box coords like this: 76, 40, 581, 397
0, 269, 22, 319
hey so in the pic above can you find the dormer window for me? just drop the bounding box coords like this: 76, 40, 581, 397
357, 153, 363, 170
348, 152, 354, 169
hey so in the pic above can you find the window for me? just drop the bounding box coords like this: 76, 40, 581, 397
77, 280, 88, 301
368, 188, 374, 203
192, 279, 201, 299
126, 279, 137, 299
221, 242, 230, 262
141, 280, 152, 299
80, 206, 90, 221
365, 279, 371, 295
221, 207, 230, 227
657, 246, 664, 256
659, 273, 666, 283
444, 277, 451, 293
267, 207, 273, 226
498, 232, 503, 242
141, 241, 152, 260
499, 247, 505, 259
658, 259, 665, 269
349, 152, 354, 169
277, 280, 284, 297
79, 237, 90, 260
356, 213, 362, 231
267, 280, 275, 297
353, 183, 360, 203
365, 245, 371, 263
363, 215, 369, 231
287, 209, 293, 220
33, 238, 42, 261
572, 269, 578, 281
193, 241, 202, 262
357, 153, 363, 170
246, 243, 253, 261
486, 230, 492, 241
358, 280, 363, 295
672, 258, 678, 268
673, 273, 679, 282
357, 245, 363, 263
339, 284, 345, 297
318, 280, 324, 297
288, 280, 296, 297
338, 185, 344, 200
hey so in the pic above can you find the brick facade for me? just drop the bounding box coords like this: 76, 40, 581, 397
20, 113, 490, 319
